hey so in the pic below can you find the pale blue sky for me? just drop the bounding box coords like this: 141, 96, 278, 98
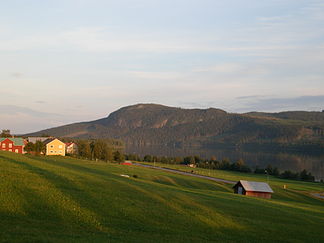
1, 0, 324, 133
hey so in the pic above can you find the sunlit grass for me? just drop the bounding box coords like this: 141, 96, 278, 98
0, 151, 323, 242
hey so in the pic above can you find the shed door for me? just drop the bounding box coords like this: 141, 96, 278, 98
238, 186, 243, 195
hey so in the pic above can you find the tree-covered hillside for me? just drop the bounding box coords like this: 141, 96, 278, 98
26, 104, 324, 153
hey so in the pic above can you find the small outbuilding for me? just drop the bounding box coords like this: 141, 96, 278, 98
233, 180, 274, 199
121, 161, 132, 165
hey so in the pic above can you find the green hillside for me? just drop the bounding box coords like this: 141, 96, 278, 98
0, 151, 323, 242
26, 104, 324, 154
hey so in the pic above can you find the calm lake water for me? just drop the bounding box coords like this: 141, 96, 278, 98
126, 145, 324, 181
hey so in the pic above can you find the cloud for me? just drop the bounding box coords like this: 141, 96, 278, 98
0, 105, 99, 134
234, 95, 324, 112
193, 64, 243, 73
128, 71, 185, 80
0, 106, 62, 134
0, 23, 313, 56
11, 72, 23, 78
236, 95, 266, 100
0, 105, 61, 118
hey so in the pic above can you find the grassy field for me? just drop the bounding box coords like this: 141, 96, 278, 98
0, 151, 323, 242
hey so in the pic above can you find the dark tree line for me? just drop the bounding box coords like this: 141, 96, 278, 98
76, 139, 124, 162
126, 153, 317, 182
24, 141, 45, 155
279, 169, 315, 181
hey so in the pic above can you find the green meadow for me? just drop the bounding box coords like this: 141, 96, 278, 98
0, 151, 323, 242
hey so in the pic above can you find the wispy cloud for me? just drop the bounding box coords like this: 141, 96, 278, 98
234, 95, 324, 112
0, 105, 61, 118
236, 95, 266, 100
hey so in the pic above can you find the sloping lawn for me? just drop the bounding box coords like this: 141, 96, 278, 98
0, 152, 323, 242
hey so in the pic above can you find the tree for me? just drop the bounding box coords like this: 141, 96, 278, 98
92, 140, 106, 160
113, 151, 124, 162
0, 129, 11, 138
34, 141, 45, 155
103, 147, 113, 162
77, 140, 91, 159
231, 159, 244, 171
143, 155, 152, 162
174, 157, 183, 164
210, 156, 217, 161
194, 155, 201, 164
220, 158, 230, 170
24, 142, 35, 153
265, 165, 273, 175
272, 167, 280, 176
299, 169, 315, 182
254, 166, 265, 174
280, 170, 298, 180
183, 156, 195, 165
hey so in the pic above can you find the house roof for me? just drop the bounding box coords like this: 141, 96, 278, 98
65, 142, 75, 147
43, 138, 55, 145
43, 138, 64, 145
235, 180, 274, 193
0, 137, 25, 146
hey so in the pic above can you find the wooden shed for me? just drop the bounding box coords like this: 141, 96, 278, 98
233, 180, 273, 199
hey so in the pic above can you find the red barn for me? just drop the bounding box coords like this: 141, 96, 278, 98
0, 138, 25, 154
233, 180, 274, 199
121, 161, 132, 165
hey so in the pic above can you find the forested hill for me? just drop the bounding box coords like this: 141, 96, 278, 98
26, 104, 324, 152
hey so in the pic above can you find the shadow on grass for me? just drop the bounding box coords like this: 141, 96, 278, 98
0, 186, 81, 242
0, 154, 111, 234
26, 155, 126, 184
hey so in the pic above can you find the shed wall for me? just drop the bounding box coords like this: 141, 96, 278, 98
245, 191, 272, 199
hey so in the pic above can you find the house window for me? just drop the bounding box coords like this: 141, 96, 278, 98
50, 151, 53, 153
9, 149, 12, 152
59, 150, 62, 153
9, 143, 12, 148
2, 144, 5, 148
15, 149, 18, 153
50, 145, 54, 148
59, 145, 62, 149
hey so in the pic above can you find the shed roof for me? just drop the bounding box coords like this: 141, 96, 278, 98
235, 180, 274, 193
0, 138, 25, 146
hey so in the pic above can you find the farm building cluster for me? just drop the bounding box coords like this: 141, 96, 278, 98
0, 136, 78, 156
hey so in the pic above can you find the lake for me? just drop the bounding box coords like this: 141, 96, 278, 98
126, 145, 324, 181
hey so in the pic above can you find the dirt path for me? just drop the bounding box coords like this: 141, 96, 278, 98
134, 163, 235, 184
311, 193, 324, 200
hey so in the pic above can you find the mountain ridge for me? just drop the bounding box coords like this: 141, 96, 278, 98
25, 103, 324, 152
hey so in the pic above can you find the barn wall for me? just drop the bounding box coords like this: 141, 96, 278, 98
233, 183, 246, 195
246, 191, 272, 199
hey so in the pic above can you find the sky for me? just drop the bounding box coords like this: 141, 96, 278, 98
0, 0, 324, 134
